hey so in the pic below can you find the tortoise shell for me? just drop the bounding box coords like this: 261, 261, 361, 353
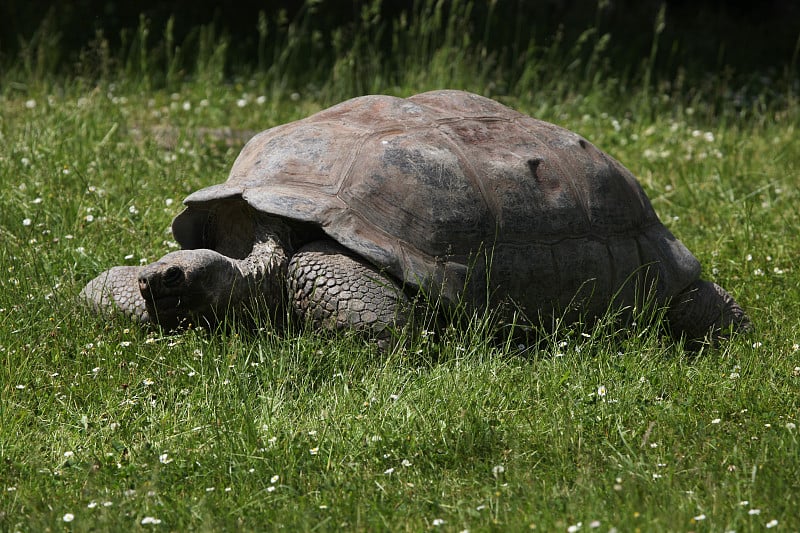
172, 90, 700, 321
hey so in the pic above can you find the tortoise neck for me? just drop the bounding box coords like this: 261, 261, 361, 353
255, 215, 296, 250
229, 221, 290, 314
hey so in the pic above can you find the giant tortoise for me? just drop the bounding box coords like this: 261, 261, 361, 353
81, 90, 751, 343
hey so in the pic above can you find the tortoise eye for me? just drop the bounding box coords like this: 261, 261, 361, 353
163, 266, 185, 287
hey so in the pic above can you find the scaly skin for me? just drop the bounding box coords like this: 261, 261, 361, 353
287, 241, 409, 337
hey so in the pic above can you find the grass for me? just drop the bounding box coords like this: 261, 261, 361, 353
2, 3, 800, 531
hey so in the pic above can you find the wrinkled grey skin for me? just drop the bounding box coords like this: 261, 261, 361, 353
81, 245, 283, 330
81, 233, 409, 336
81, 90, 751, 344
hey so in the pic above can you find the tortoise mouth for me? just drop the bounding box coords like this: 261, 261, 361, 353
149, 295, 181, 313
145, 293, 217, 328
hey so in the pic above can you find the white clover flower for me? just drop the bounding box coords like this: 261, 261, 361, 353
492, 465, 505, 477
22, 218, 32, 226
236, 98, 247, 108
25, 99, 36, 109
63, 513, 75, 522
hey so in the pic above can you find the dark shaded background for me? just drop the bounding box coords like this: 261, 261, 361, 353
2, 0, 798, 80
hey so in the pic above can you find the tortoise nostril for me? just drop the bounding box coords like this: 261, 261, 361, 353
163, 266, 185, 287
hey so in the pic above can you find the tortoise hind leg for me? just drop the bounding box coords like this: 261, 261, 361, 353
287, 240, 410, 341
665, 279, 752, 344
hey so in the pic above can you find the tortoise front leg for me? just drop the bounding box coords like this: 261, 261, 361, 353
81, 266, 151, 323
287, 240, 409, 339
665, 279, 752, 345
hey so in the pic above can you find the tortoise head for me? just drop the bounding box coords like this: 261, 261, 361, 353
138, 249, 243, 328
